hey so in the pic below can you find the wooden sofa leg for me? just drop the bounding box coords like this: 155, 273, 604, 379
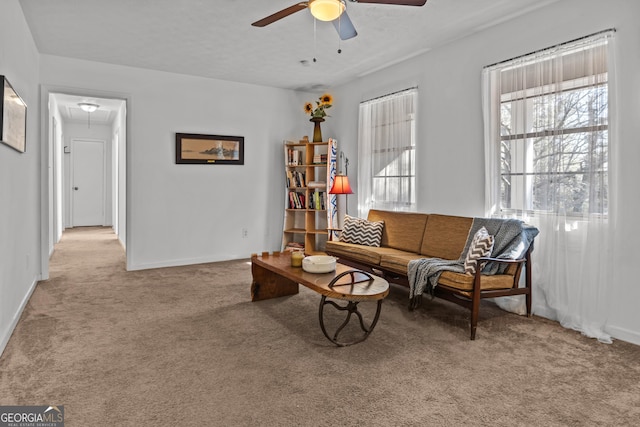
525, 249, 533, 317
470, 311, 478, 340
470, 293, 480, 341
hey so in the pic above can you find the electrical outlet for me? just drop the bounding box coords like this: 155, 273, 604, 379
242, 228, 248, 238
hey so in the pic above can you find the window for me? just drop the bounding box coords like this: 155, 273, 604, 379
357, 88, 417, 218
489, 39, 610, 217
482, 30, 616, 343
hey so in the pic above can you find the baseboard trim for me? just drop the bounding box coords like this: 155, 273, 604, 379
0, 277, 39, 358
605, 325, 640, 346
127, 254, 247, 271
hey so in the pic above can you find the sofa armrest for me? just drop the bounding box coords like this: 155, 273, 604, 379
476, 256, 526, 284
477, 256, 526, 265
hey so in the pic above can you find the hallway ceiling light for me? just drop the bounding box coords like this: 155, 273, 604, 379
78, 102, 100, 113
78, 102, 100, 128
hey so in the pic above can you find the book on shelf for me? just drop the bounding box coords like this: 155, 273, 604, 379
286, 147, 304, 166
309, 190, 326, 210
288, 191, 306, 209
312, 154, 328, 164
285, 170, 306, 188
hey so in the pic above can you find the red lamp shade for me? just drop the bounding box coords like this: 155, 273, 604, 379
329, 175, 353, 195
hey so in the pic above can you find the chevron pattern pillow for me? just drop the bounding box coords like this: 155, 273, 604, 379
464, 226, 495, 275
339, 215, 384, 247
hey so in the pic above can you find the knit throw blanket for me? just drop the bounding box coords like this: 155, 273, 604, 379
407, 218, 539, 308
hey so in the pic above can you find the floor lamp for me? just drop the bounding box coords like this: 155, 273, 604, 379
329, 152, 353, 238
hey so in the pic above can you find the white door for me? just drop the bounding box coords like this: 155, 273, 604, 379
72, 139, 105, 226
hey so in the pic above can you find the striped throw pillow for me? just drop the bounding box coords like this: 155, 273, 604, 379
464, 227, 495, 275
339, 215, 384, 247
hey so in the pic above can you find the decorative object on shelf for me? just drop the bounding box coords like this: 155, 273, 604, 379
304, 93, 333, 142
0, 75, 27, 153
329, 151, 353, 215
175, 133, 244, 165
310, 117, 324, 142
308, 181, 326, 189
304, 93, 332, 119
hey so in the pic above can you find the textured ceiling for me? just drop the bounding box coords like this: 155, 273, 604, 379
20, 0, 559, 92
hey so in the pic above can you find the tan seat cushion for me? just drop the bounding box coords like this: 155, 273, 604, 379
325, 241, 408, 265
379, 253, 425, 275
367, 210, 429, 253
420, 214, 473, 260
438, 271, 514, 295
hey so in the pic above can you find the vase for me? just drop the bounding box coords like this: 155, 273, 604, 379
310, 117, 325, 142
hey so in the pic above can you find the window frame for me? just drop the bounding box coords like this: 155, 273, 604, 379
497, 69, 609, 217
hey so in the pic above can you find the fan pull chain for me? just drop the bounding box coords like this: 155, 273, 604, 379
337, 15, 342, 54
313, 18, 317, 63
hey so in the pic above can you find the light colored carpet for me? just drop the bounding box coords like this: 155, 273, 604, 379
1, 227, 639, 426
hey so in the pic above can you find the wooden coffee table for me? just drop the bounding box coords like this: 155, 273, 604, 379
251, 252, 390, 346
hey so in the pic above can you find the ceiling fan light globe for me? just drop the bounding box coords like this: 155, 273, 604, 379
309, 0, 345, 22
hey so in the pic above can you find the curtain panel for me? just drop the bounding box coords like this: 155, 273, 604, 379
357, 88, 417, 219
482, 31, 617, 343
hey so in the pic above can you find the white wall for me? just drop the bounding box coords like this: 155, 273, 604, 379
0, 0, 41, 355
39, 55, 313, 270
331, 0, 640, 344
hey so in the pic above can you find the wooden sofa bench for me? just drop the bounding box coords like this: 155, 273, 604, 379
325, 210, 539, 340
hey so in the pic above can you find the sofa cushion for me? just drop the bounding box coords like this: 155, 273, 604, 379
379, 252, 426, 275
339, 215, 384, 247
438, 271, 514, 295
420, 214, 473, 260
463, 226, 494, 275
367, 210, 429, 253
325, 241, 405, 265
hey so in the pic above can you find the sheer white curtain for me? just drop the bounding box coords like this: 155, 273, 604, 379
482, 31, 617, 343
357, 88, 417, 219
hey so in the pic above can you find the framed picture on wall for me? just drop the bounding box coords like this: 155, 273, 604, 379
176, 133, 244, 165
0, 75, 27, 153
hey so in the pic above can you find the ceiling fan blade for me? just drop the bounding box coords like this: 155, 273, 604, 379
251, 2, 309, 27
332, 11, 357, 40
350, 0, 427, 6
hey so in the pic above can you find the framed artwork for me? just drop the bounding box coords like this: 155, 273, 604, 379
1, 75, 27, 153
175, 133, 244, 165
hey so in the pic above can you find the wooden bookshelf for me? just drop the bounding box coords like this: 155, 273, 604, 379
282, 139, 332, 255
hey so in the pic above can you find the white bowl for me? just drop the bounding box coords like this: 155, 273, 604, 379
302, 255, 337, 273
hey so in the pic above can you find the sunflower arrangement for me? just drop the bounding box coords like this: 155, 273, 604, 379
304, 93, 333, 119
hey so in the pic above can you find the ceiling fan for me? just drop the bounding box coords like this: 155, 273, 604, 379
251, 0, 427, 41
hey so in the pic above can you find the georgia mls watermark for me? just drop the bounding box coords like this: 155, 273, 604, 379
0, 406, 64, 427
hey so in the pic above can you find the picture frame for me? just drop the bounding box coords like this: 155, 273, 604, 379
1, 75, 27, 153
176, 133, 244, 165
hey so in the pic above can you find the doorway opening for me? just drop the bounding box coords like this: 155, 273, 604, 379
42, 89, 128, 278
